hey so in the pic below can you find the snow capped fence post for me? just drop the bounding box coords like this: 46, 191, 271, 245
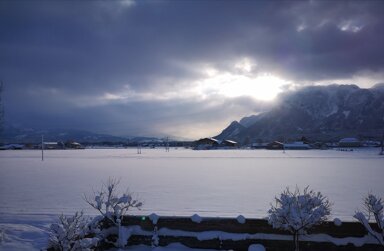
149, 213, 160, 247
84, 177, 142, 248
151, 226, 159, 247
267, 186, 331, 251
354, 193, 384, 246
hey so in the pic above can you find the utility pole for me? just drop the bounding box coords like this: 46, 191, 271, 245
137, 143, 141, 154
165, 137, 169, 152
41, 135, 44, 161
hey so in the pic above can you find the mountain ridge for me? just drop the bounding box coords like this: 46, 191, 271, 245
215, 84, 384, 143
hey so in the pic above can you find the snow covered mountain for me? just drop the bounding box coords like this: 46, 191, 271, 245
215, 84, 384, 143
1, 127, 129, 143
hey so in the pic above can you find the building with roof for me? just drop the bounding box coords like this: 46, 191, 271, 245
194, 137, 220, 150
338, 138, 361, 147
284, 141, 311, 150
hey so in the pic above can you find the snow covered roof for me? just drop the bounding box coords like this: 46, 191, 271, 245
195, 137, 220, 145
223, 139, 237, 144
43, 142, 59, 145
284, 141, 311, 149
209, 137, 220, 143
339, 138, 360, 143
284, 141, 308, 146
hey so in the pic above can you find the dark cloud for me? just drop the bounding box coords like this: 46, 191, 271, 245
1, 0, 383, 138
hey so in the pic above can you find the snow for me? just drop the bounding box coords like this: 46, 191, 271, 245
248, 244, 266, 251
1, 148, 382, 220
123, 225, 378, 246
339, 137, 359, 143
149, 213, 160, 224
268, 187, 331, 234
0, 223, 49, 251
118, 225, 133, 248
114, 243, 226, 250
333, 218, 342, 226
236, 215, 246, 224
354, 194, 384, 245
191, 214, 202, 223
0, 148, 383, 249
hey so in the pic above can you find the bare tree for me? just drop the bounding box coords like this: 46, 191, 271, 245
83, 177, 142, 247
354, 193, 384, 246
268, 186, 331, 251
84, 177, 142, 223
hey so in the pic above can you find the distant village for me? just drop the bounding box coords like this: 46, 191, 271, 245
194, 137, 383, 151
1, 136, 383, 153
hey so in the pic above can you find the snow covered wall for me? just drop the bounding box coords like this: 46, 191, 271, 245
115, 215, 383, 251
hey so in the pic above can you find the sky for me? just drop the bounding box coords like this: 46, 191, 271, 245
1, 0, 383, 139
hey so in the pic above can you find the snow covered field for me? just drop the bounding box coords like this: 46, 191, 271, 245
0, 148, 383, 250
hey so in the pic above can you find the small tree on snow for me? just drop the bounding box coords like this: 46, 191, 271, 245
48, 211, 96, 251
354, 193, 384, 246
84, 177, 142, 247
268, 186, 331, 251
84, 178, 142, 224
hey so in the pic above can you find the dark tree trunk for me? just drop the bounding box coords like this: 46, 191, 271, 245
293, 231, 299, 251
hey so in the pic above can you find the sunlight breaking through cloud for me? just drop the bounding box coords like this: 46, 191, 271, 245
195, 70, 290, 101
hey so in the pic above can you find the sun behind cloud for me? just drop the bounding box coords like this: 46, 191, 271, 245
195, 69, 290, 101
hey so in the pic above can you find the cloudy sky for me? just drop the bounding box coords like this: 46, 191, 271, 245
1, 0, 383, 139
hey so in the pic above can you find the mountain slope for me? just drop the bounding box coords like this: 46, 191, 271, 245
215, 84, 384, 143
214, 121, 246, 141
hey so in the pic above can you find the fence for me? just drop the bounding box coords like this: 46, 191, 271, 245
112, 215, 383, 251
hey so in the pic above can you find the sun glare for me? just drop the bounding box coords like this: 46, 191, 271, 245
196, 71, 289, 101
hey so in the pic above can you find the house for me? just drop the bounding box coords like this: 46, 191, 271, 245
194, 137, 220, 150
65, 141, 85, 149
42, 142, 64, 149
1, 144, 24, 150
266, 141, 284, 150
338, 138, 361, 147
311, 142, 329, 150
195, 137, 220, 146
221, 139, 238, 147
284, 141, 311, 150
251, 142, 268, 149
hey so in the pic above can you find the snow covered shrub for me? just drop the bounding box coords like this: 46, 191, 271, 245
84, 177, 142, 247
48, 211, 97, 251
268, 186, 331, 251
354, 193, 384, 246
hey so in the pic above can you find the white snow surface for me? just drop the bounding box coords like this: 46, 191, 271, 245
248, 244, 266, 251
0, 148, 383, 249
112, 243, 227, 250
